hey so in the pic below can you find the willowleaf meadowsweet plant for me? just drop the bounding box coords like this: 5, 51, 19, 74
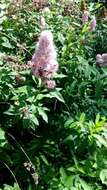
1, 0, 107, 190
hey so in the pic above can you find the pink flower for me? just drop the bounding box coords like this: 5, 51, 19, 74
31, 30, 58, 88
96, 54, 103, 64
42, 59, 59, 78
89, 17, 96, 32
82, 11, 89, 24
31, 30, 58, 78
43, 79, 56, 89
96, 53, 107, 65
102, 53, 107, 62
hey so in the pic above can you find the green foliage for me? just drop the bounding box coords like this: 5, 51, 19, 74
0, 183, 20, 190
1, 0, 107, 189
0, 128, 7, 147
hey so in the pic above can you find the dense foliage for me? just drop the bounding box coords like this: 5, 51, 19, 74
1, 0, 107, 189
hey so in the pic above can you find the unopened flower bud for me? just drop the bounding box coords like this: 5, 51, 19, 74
43, 79, 56, 89
39, 16, 46, 30
89, 17, 96, 32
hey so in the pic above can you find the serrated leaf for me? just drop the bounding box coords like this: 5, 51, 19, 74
49, 91, 64, 103
30, 114, 39, 126
37, 107, 48, 122
93, 134, 107, 147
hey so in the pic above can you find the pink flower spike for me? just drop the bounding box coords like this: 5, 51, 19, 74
89, 17, 96, 32
31, 30, 59, 86
82, 11, 89, 24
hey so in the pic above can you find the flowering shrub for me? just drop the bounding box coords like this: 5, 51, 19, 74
1, 0, 107, 190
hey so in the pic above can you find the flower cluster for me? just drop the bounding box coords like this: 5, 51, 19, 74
43, 79, 56, 89
63, 0, 80, 18
32, 0, 49, 10
31, 30, 58, 89
82, 10, 89, 24
96, 53, 107, 66
82, 10, 97, 32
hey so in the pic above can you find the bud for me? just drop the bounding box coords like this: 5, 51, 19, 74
82, 10, 89, 24
39, 16, 46, 30
89, 17, 96, 32
42, 7, 50, 14
43, 79, 56, 89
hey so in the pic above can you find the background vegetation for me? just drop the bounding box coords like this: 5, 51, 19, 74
0, 0, 107, 189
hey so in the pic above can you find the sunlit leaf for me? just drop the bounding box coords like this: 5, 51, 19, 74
100, 169, 107, 185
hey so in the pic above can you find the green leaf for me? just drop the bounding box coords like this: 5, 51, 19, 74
82, 24, 89, 33
79, 178, 93, 190
4, 105, 17, 116
65, 176, 74, 188
2, 37, 13, 49
102, 24, 107, 29
58, 33, 65, 44
49, 91, 64, 103
2, 41, 13, 49
79, 113, 86, 123
26, 96, 35, 103
93, 134, 107, 147
14, 86, 28, 94
23, 118, 31, 128
36, 94, 45, 100
3, 183, 20, 190
0, 128, 7, 147
53, 73, 66, 79
37, 107, 48, 123
40, 154, 49, 165
100, 169, 107, 185
60, 167, 67, 182
0, 4, 7, 9
95, 114, 100, 125
30, 114, 39, 126
72, 22, 81, 27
